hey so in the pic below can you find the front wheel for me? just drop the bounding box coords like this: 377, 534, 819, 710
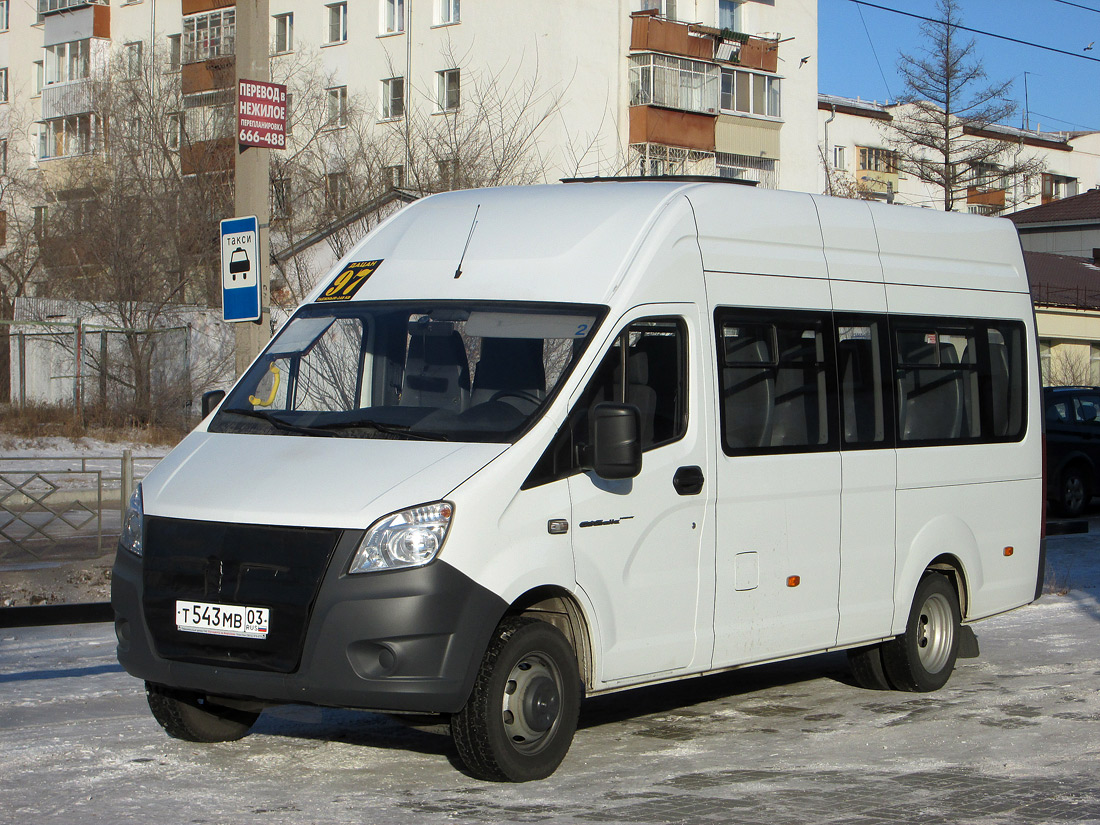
146, 682, 260, 742
881, 573, 961, 692
451, 617, 581, 782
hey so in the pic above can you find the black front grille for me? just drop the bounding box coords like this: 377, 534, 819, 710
142, 517, 340, 673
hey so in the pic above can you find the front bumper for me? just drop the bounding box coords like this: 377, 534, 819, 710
111, 526, 507, 714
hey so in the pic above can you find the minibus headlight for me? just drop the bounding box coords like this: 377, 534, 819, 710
120, 485, 144, 557
349, 502, 454, 573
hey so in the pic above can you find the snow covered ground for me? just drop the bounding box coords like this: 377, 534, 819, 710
0, 532, 1097, 824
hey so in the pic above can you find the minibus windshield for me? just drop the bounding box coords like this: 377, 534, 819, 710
209, 302, 604, 443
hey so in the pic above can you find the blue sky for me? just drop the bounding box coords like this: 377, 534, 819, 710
817, 0, 1100, 133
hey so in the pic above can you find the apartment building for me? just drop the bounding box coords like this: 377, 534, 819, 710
0, 1, 819, 197
818, 93, 1100, 214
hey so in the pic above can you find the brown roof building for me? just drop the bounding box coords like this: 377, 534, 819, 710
1010, 188, 1100, 259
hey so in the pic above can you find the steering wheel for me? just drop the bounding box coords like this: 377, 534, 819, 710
489, 390, 543, 406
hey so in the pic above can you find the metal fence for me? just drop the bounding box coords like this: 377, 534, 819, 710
0, 451, 164, 563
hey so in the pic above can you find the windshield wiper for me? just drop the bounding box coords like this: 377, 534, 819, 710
221, 408, 343, 438
318, 418, 450, 441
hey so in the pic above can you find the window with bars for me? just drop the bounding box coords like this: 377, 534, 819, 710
629, 53, 719, 114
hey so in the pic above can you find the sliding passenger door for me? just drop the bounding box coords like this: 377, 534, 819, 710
711, 305, 842, 666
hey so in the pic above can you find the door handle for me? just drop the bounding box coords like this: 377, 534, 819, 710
673, 465, 705, 496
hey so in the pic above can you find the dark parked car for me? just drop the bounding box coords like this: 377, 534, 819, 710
1044, 385, 1100, 517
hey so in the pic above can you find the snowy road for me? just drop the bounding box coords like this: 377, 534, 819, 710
1, 535, 1098, 825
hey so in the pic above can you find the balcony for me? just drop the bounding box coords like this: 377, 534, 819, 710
967, 186, 1006, 209
629, 106, 716, 152
38, 0, 104, 15
41, 80, 93, 121
630, 10, 779, 73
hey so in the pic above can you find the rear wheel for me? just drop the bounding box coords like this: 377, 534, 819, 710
881, 573, 960, 692
451, 617, 581, 782
146, 682, 260, 742
1058, 465, 1091, 517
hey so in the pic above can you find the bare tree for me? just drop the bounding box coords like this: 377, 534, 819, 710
1047, 348, 1092, 387
888, 0, 1044, 212
30, 44, 233, 422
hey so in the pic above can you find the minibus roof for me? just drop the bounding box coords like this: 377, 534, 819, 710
303, 181, 1028, 307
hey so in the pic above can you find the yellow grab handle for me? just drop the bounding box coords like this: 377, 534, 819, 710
248, 363, 281, 407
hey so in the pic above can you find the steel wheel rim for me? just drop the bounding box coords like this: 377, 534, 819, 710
916, 592, 954, 673
501, 651, 562, 755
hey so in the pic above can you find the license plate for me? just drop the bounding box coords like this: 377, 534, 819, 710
175, 600, 269, 639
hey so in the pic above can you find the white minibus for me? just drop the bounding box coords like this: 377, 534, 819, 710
112, 180, 1044, 781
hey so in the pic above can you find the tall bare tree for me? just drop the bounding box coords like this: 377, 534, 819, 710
888, 0, 1044, 212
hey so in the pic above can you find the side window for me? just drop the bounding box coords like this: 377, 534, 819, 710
895, 324, 979, 442
1074, 394, 1100, 425
578, 318, 687, 450
523, 317, 687, 488
894, 318, 1026, 444
717, 309, 836, 455
836, 315, 891, 447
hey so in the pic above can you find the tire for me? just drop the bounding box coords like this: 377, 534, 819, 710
1058, 465, 1091, 518
146, 682, 260, 742
881, 573, 961, 692
847, 643, 892, 690
451, 617, 581, 782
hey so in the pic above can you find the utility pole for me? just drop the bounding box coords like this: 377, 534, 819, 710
234, 0, 272, 376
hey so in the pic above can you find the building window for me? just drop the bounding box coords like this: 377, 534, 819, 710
274, 13, 294, 53
0, 69, 8, 104
383, 0, 403, 34
720, 69, 780, 118
39, 115, 96, 159
167, 34, 181, 71
385, 164, 404, 189
716, 151, 779, 189
183, 89, 234, 141
33, 61, 44, 96
1042, 173, 1079, 203
272, 176, 291, 219
325, 171, 348, 211
166, 113, 181, 150
0, 138, 7, 173
833, 145, 847, 171
630, 53, 719, 114
125, 41, 143, 77
326, 86, 347, 128
328, 2, 348, 43
0, 1, 8, 32
641, 0, 677, 20
719, 0, 741, 30
858, 147, 898, 173
437, 0, 459, 25
183, 9, 236, 64
437, 69, 460, 111
0, 210, 6, 247
437, 157, 459, 189
382, 77, 404, 120
33, 205, 48, 240
45, 39, 91, 85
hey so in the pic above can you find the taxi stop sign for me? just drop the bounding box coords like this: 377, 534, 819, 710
221, 216, 261, 322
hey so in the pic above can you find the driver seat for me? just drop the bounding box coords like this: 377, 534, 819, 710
471, 338, 546, 410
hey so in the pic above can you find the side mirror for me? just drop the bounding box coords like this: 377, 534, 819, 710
590, 403, 642, 480
201, 390, 226, 419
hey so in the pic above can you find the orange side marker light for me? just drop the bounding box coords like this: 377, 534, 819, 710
787, 576, 801, 587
